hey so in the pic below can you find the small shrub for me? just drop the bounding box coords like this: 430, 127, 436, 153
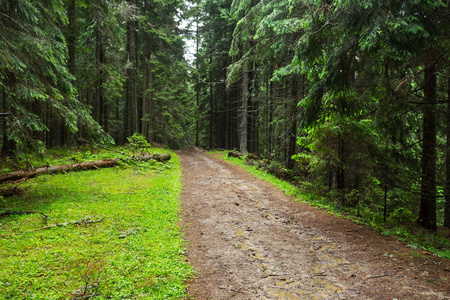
127, 133, 151, 152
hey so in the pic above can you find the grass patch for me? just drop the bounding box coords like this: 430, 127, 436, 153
210, 150, 450, 260
0, 148, 193, 299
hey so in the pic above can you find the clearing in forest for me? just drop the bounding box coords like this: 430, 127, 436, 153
179, 148, 450, 300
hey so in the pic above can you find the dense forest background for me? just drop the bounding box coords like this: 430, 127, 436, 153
1, 0, 450, 230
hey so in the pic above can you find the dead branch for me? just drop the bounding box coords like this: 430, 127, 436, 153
32, 216, 105, 232
0, 210, 48, 218
0, 178, 29, 197
1, 215, 103, 237
119, 228, 139, 239
366, 274, 390, 279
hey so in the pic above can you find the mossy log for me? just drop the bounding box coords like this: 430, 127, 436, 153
0, 153, 171, 184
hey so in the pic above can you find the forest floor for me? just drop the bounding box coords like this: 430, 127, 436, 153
179, 148, 450, 300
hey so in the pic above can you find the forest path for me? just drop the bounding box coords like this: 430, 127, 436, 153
178, 148, 450, 300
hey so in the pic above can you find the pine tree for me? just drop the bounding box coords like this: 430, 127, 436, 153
0, 0, 110, 157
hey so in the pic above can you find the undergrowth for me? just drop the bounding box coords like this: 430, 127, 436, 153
210, 151, 450, 260
0, 146, 193, 299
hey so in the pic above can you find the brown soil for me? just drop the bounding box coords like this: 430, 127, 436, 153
179, 148, 450, 299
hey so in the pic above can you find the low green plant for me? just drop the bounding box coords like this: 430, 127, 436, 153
0, 148, 193, 299
127, 133, 151, 152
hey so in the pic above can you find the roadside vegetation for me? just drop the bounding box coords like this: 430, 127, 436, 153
210, 151, 450, 260
0, 145, 193, 299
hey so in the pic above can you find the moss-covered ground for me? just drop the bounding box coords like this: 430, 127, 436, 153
0, 147, 193, 299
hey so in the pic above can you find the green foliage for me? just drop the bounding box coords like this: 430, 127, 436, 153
296, 116, 377, 174
0, 0, 111, 153
127, 133, 151, 151
0, 148, 193, 299
0, 0, 195, 155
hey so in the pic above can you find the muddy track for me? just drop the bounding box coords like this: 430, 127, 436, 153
179, 148, 450, 299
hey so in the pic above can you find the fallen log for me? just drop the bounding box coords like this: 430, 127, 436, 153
133, 153, 171, 162
227, 151, 258, 160
0, 153, 171, 184
228, 151, 243, 159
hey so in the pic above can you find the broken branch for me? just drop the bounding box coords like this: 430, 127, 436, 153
1, 216, 105, 237
0, 210, 48, 218
366, 274, 390, 279
32, 216, 105, 232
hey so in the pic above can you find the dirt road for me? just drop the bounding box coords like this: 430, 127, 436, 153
179, 148, 450, 299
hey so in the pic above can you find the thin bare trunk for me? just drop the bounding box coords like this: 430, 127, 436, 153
125, 0, 138, 138
209, 42, 214, 149
141, 2, 151, 141
287, 77, 299, 169
240, 69, 249, 153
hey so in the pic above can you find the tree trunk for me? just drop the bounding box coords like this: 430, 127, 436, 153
269, 79, 275, 155
95, 19, 105, 129
287, 77, 299, 169
240, 68, 249, 153
141, 1, 151, 141
418, 52, 437, 231
195, 15, 200, 147
225, 75, 230, 149
134, 0, 140, 134
125, 0, 138, 138
100, 34, 106, 131
337, 133, 345, 204
444, 74, 450, 227
63, 0, 76, 146
67, 0, 76, 76
209, 41, 214, 149
0, 90, 15, 160
248, 67, 256, 154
